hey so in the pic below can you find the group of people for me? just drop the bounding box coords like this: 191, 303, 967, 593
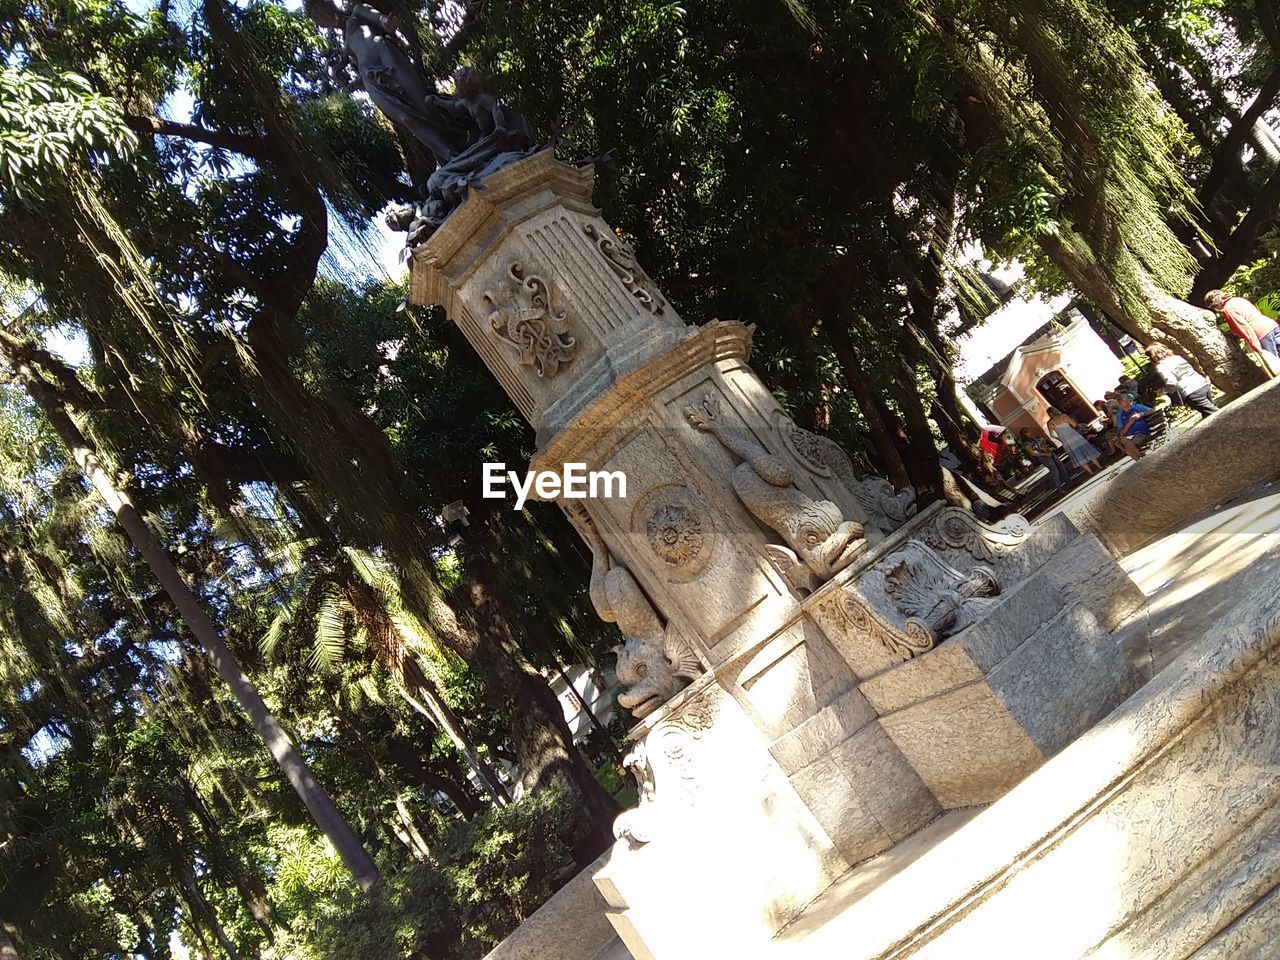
1016, 344, 1220, 493
1012, 287, 1275, 497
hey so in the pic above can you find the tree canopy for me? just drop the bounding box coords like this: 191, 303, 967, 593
2, 0, 1280, 954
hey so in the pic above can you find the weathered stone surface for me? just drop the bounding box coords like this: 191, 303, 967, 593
832, 722, 941, 842
409, 153, 1160, 960
879, 675, 1045, 808
1190, 882, 1280, 959
1066, 376, 1280, 556
768, 686, 878, 776
732, 619, 858, 741
771, 577, 1280, 960
987, 604, 1142, 755
596, 684, 847, 957
870, 600, 1137, 808
482, 852, 620, 960
1033, 529, 1147, 630
782, 711, 939, 865
786, 749, 895, 864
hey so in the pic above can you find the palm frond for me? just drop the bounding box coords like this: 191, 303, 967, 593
260, 609, 292, 660
310, 586, 350, 671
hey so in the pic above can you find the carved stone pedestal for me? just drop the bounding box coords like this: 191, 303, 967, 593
408, 151, 1146, 960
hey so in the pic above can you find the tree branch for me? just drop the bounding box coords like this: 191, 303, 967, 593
124, 115, 270, 163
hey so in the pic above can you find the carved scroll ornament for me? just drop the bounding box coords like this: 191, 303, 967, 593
923, 507, 1031, 563
583, 222, 668, 317
482, 262, 576, 377
839, 538, 1001, 663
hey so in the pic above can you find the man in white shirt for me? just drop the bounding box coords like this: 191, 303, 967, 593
1143, 343, 1218, 418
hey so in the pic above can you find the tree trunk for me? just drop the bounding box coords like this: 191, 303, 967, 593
15, 366, 381, 892
182, 780, 279, 940
1193, 160, 1280, 299
825, 322, 913, 489
398, 658, 511, 807
887, 358, 943, 502
904, 322, 983, 476
1196, 64, 1280, 215
461, 514, 620, 859
1037, 231, 1263, 398
338, 566, 512, 807
176, 862, 242, 960
1141, 280, 1267, 395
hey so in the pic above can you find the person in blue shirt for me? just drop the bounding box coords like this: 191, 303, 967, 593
1114, 395, 1152, 456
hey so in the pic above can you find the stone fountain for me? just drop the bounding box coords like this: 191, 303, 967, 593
406, 149, 1145, 959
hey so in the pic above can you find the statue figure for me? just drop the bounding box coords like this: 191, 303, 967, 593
776, 415, 917, 538
574, 506, 701, 719
445, 66, 532, 142
684, 394, 866, 594
306, 0, 537, 240
613, 740, 658, 847
304, 0, 471, 165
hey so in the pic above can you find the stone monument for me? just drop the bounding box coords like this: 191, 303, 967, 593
403, 148, 1146, 958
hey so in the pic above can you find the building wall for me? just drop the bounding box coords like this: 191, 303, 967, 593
981, 318, 1122, 438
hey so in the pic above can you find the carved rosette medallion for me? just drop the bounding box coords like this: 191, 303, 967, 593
482, 262, 576, 377
631, 484, 715, 581
583, 222, 668, 316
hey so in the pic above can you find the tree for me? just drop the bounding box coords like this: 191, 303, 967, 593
5, 350, 381, 891
910, 0, 1265, 396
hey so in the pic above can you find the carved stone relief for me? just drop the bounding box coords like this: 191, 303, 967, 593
685, 395, 865, 595
482, 262, 576, 377
574, 505, 702, 719
631, 484, 716, 580
583, 222, 668, 317
852, 477, 919, 538
846, 539, 1001, 660
614, 698, 715, 848
839, 588, 938, 661
923, 506, 1031, 563
772, 412, 916, 537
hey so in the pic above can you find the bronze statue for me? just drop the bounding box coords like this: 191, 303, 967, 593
306, 0, 538, 241
305, 0, 472, 165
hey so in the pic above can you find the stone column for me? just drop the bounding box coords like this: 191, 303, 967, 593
409, 150, 1143, 958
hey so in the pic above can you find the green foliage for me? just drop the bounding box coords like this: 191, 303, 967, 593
263, 787, 588, 960
1229, 236, 1280, 317
0, 64, 135, 201
2, 0, 1275, 955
